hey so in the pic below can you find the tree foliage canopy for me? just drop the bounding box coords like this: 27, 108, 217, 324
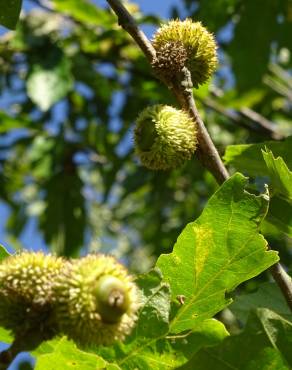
0, 0, 291, 369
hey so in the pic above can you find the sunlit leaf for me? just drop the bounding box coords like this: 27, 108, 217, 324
157, 173, 278, 333
0, 327, 12, 344
27, 53, 73, 111
52, 0, 114, 26
34, 337, 108, 370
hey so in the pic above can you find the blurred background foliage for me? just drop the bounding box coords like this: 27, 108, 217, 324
0, 0, 291, 276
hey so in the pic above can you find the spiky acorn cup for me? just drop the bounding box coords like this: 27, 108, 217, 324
0, 252, 63, 337
152, 19, 217, 87
134, 105, 197, 170
53, 254, 140, 347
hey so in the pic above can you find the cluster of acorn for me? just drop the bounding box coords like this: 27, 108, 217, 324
0, 252, 140, 347
134, 19, 217, 170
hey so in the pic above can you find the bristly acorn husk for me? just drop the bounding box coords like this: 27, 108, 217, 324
53, 254, 140, 347
0, 252, 63, 337
152, 19, 217, 87
134, 105, 197, 170
152, 41, 188, 79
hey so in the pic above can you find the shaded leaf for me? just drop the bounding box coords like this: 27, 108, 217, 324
29, 136, 56, 180
245, 348, 289, 370
0, 112, 34, 133
40, 172, 86, 256
225, 145, 292, 236
230, 282, 292, 324
157, 173, 278, 333
135, 268, 171, 338
182, 309, 291, 369
262, 149, 292, 201
6, 204, 27, 237
230, 0, 279, 91
278, 8, 292, 52
267, 196, 292, 237
195, 0, 238, 32
224, 137, 292, 176
0, 0, 22, 29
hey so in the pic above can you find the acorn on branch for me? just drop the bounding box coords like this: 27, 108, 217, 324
152, 19, 217, 87
53, 254, 140, 347
134, 104, 197, 170
0, 252, 63, 336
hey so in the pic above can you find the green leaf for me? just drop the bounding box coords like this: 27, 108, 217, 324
34, 337, 108, 370
182, 309, 292, 369
225, 145, 292, 236
0, 0, 22, 29
29, 136, 55, 180
157, 173, 279, 333
40, 172, 86, 256
32, 337, 61, 356
27, 54, 73, 111
0, 244, 10, 262
262, 149, 292, 201
195, 0, 238, 32
266, 196, 292, 237
230, 0, 279, 91
169, 319, 229, 363
0, 112, 33, 133
105, 365, 121, 370
224, 137, 292, 176
135, 268, 171, 338
52, 0, 114, 26
244, 348, 289, 370
97, 270, 228, 369
230, 282, 292, 324
107, 320, 228, 369
0, 327, 13, 344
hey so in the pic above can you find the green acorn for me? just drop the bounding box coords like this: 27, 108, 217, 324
0, 252, 63, 336
53, 254, 140, 347
134, 105, 197, 170
152, 19, 217, 87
